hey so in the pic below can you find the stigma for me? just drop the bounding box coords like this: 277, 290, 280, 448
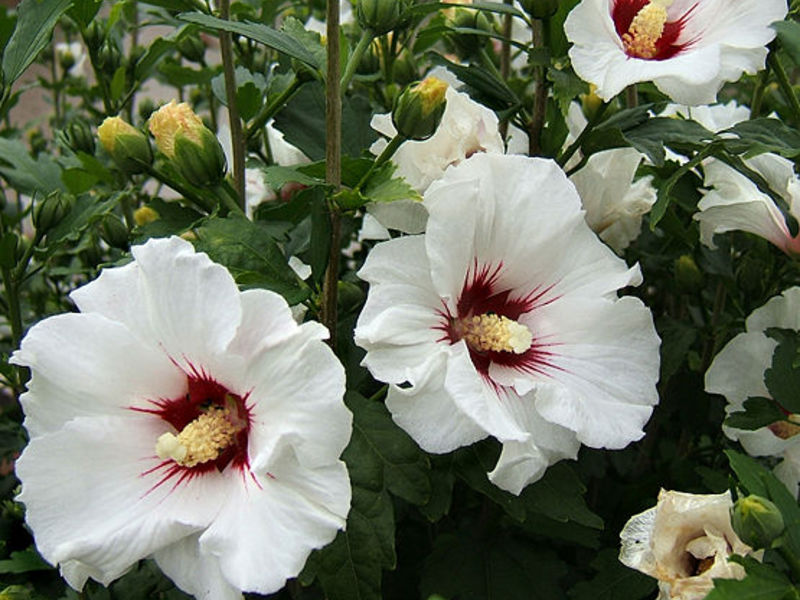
156, 406, 238, 467
459, 313, 533, 354
622, 0, 673, 59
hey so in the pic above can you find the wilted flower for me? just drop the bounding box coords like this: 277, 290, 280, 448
564, 0, 787, 105
355, 154, 660, 494
705, 287, 800, 496
564, 103, 656, 252
695, 152, 800, 256
149, 101, 227, 187
13, 237, 351, 598
620, 489, 755, 600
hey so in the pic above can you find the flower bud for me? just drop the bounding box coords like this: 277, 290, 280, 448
148, 101, 227, 187
177, 36, 206, 63
674, 254, 704, 293
731, 495, 785, 550
98, 116, 153, 174
356, 0, 411, 35
519, 0, 559, 19
33, 192, 72, 235
392, 77, 448, 141
447, 7, 493, 58
99, 214, 130, 250
82, 21, 104, 52
134, 205, 159, 226
97, 41, 121, 77
58, 48, 76, 73
64, 119, 95, 155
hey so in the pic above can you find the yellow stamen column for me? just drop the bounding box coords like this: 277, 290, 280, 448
622, 0, 672, 59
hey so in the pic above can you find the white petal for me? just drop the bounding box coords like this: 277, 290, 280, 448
11, 313, 185, 437
16, 415, 228, 586
154, 534, 242, 600
746, 286, 800, 332
200, 446, 349, 595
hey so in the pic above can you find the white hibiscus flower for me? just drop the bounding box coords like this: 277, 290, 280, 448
564, 0, 787, 105
620, 490, 754, 600
695, 152, 800, 256
12, 237, 351, 599
355, 153, 660, 494
705, 287, 800, 497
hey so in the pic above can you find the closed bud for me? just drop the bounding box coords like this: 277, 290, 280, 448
177, 36, 206, 63
731, 495, 785, 550
357, 39, 381, 76
97, 41, 121, 77
392, 77, 448, 141
519, 0, 559, 19
33, 192, 72, 235
99, 214, 129, 250
149, 101, 226, 186
138, 98, 156, 123
58, 49, 76, 73
392, 48, 418, 85
674, 255, 704, 293
356, 0, 411, 35
64, 119, 95, 155
98, 116, 153, 173
580, 85, 604, 122
82, 21, 104, 51
447, 7, 492, 58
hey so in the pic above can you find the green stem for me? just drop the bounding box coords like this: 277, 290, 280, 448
341, 29, 374, 90
322, 0, 343, 350
557, 101, 610, 168
528, 19, 547, 156
245, 76, 302, 141
219, 0, 246, 209
2, 267, 22, 353
779, 545, 800, 582
769, 52, 800, 123
144, 166, 215, 212
499, 0, 513, 139
625, 84, 638, 108
751, 68, 769, 118
215, 181, 246, 215
355, 133, 406, 191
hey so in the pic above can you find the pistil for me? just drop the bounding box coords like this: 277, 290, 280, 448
622, 0, 672, 59
458, 313, 533, 354
156, 406, 238, 467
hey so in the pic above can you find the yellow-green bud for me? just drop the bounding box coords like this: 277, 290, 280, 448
64, 119, 95, 155
177, 36, 206, 63
356, 0, 412, 35
731, 495, 785, 550
392, 77, 448, 141
519, 0, 559, 19
99, 214, 129, 250
580, 86, 604, 122
98, 116, 153, 174
134, 205, 159, 226
149, 101, 227, 186
674, 254, 704, 293
33, 192, 72, 235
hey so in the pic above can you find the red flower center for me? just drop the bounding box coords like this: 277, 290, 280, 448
611, 0, 697, 60
135, 367, 253, 490
435, 261, 563, 387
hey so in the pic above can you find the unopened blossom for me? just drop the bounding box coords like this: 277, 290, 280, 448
620, 490, 754, 600
706, 287, 800, 497
695, 152, 800, 256
564, 0, 787, 105
565, 103, 656, 252
355, 153, 660, 494
13, 237, 351, 599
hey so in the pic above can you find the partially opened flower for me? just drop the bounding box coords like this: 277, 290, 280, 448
355, 153, 660, 494
12, 236, 351, 599
695, 152, 800, 256
620, 490, 754, 600
705, 287, 800, 497
564, 0, 787, 105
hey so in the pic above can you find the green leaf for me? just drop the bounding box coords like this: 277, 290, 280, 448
658, 316, 697, 383
567, 548, 656, 600
520, 463, 604, 529
280, 16, 325, 74
1, 0, 73, 86
362, 163, 422, 205
177, 12, 321, 70
309, 188, 330, 285
0, 548, 52, 574
0, 418, 26, 458
724, 119, 800, 159
132, 198, 204, 241
764, 328, 800, 414
0, 138, 65, 195
236, 80, 262, 122
706, 556, 797, 600
260, 165, 326, 189
774, 20, 800, 67
726, 450, 770, 498
45, 193, 118, 246
191, 216, 309, 305
67, 0, 102, 28
725, 397, 786, 431
429, 52, 520, 111
109, 65, 127, 102
421, 530, 568, 600
548, 67, 589, 116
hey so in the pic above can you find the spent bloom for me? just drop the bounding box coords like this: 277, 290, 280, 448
705, 287, 800, 497
620, 490, 755, 600
12, 236, 352, 599
355, 153, 660, 494
564, 0, 787, 105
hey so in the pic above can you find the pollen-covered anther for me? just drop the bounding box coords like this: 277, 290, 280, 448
156, 407, 238, 467
460, 313, 533, 354
621, 0, 672, 59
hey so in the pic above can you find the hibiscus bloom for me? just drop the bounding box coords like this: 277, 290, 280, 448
564, 0, 787, 105
355, 154, 660, 494
620, 490, 754, 600
695, 152, 800, 256
12, 237, 351, 599
705, 287, 800, 497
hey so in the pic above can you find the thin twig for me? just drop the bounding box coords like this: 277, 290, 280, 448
219, 0, 246, 209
